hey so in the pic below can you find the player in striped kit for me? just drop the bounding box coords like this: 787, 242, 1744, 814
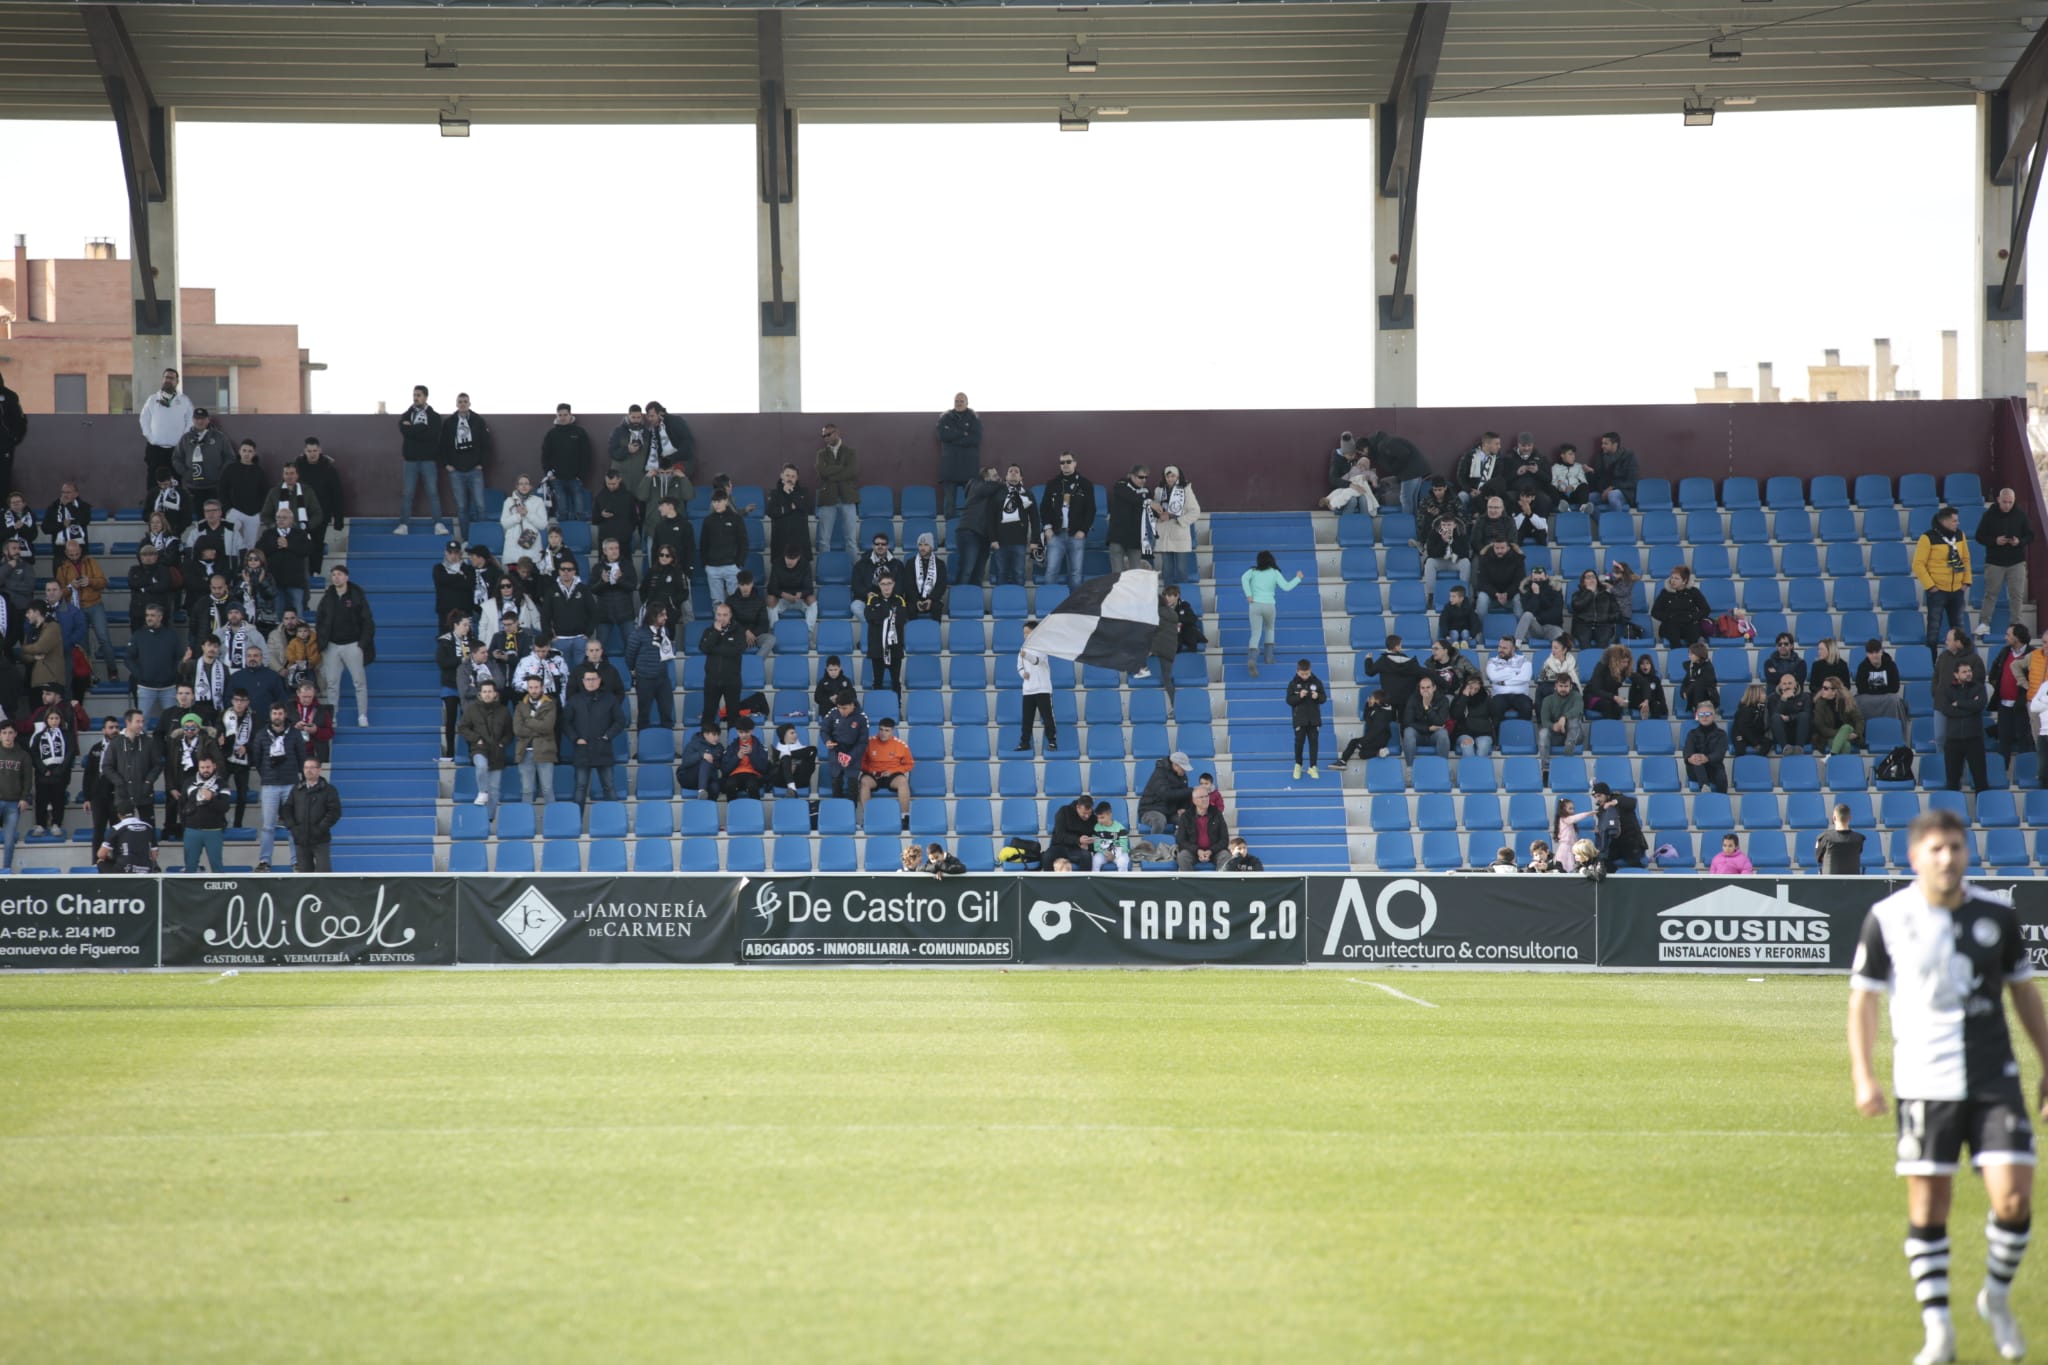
1851, 808, 2048, 1363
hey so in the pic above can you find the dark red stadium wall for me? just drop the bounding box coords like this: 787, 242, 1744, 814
9, 400, 2015, 515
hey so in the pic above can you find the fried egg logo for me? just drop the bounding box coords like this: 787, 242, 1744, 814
1028, 899, 1114, 942
753, 883, 782, 929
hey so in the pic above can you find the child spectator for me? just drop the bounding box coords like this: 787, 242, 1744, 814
1286, 658, 1326, 779
1708, 834, 1754, 876
1334, 690, 1395, 769
1218, 836, 1264, 872
1627, 651, 1668, 720
1524, 840, 1560, 873
1678, 640, 1718, 713
859, 716, 914, 831
772, 724, 817, 797
1438, 585, 1478, 645
680, 720, 726, 801
1090, 801, 1132, 872
1487, 846, 1519, 874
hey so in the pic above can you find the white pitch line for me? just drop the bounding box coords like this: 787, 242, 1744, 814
1347, 978, 1439, 1009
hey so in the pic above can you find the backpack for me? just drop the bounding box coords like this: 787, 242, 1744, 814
1712, 613, 1745, 639
1875, 745, 1915, 783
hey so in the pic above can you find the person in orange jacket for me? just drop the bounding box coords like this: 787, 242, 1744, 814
858, 715, 915, 833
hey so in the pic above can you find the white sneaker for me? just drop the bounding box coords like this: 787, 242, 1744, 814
1916, 1313, 1958, 1365
472, 793, 489, 806
392, 523, 410, 535
434, 522, 450, 536
1980, 1287, 2026, 1361
1133, 668, 1151, 679
358, 715, 371, 727
1292, 764, 1302, 779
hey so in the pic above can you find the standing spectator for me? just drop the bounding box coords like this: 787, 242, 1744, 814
605, 405, 648, 481
1040, 451, 1094, 592
0, 370, 21, 498
1419, 511, 1470, 613
955, 467, 1003, 592
28, 685, 75, 837
589, 538, 639, 658
289, 680, 335, 764
624, 605, 677, 732
177, 410, 234, 515
681, 721, 730, 801
1514, 565, 1565, 647
1976, 486, 2035, 635
434, 611, 475, 758
1150, 465, 1202, 590
228, 643, 286, 721
1588, 432, 1640, 523
1240, 550, 1303, 676
1770, 671, 1813, 753
858, 716, 914, 831
697, 601, 745, 731
935, 393, 982, 525
1652, 566, 1710, 647
294, 438, 343, 578
258, 462, 323, 553
3, 491, 39, 570
1683, 703, 1730, 793
511, 673, 558, 808
634, 457, 694, 575
1913, 504, 1974, 659
545, 559, 594, 662
640, 402, 695, 482
316, 564, 375, 728
216, 690, 255, 828
589, 467, 637, 558
821, 694, 869, 802
540, 403, 594, 522
97, 804, 159, 875
126, 604, 183, 724
562, 669, 624, 805
1401, 674, 1452, 761
499, 476, 548, 566
766, 464, 814, 564
1471, 538, 1525, 637
699, 487, 749, 608
990, 466, 1041, 587
147, 467, 191, 536
1105, 467, 1153, 575
765, 547, 817, 634
1931, 628, 1984, 749
432, 540, 475, 631
126, 541, 178, 626
1364, 636, 1427, 718
255, 506, 313, 620
18, 601, 64, 700
1591, 782, 1647, 868
278, 757, 341, 872
1812, 676, 1865, 755
1484, 636, 1534, 725
82, 715, 121, 853
1137, 750, 1193, 834
180, 752, 230, 873
1940, 659, 1990, 791
57, 541, 115, 678
1366, 430, 1430, 519
1569, 569, 1623, 648
103, 709, 163, 836
1287, 658, 1325, 779
727, 573, 772, 657
1174, 786, 1229, 872
813, 655, 857, 721
1708, 834, 1754, 876
1989, 624, 2038, 770
850, 533, 907, 606
2032, 675, 2048, 789
905, 536, 947, 621
139, 368, 194, 494
815, 423, 862, 553
0, 723, 26, 871
1814, 803, 1867, 874
863, 572, 908, 697
1015, 620, 1056, 754
458, 678, 513, 824
1538, 675, 1586, 768
394, 385, 445, 536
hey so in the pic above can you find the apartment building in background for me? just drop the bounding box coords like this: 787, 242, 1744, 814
0, 234, 321, 414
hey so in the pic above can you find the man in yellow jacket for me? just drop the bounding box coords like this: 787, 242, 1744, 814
1912, 505, 1973, 663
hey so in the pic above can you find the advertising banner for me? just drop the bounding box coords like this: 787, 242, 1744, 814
1980, 876, 2048, 974
458, 876, 740, 965
1017, 875, 1306, 966
0, 884, 161, 970
161, 875, 458, 967
1595, 875, 1895, 970
737, 875, 1019, 964
1305, 875, 1597, 967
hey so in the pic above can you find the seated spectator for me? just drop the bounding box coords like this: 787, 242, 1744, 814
1524, 840, 1560, 873
1860, 636, 1910, 724
851, 532, 906, 606
1471, 495, 1515, 552
1175, 787, 1229, 871
1770, 672, 1813, 753
511, 673, 556, 807
1414, 477, 1458, 540
1449, 675, 1496, 757
1709, 834, 1754, 876
624, 605, 676, 732
765, 548, 818, 633
1217, 836, 1263, 872
562, 668, 624, 804
698, 488, 748, 607
680, 720, 726, 800
898, 844, 928, 874
1591, 782, 1646, 868
1321, 434, 1379, 515
820, 695, 868, 801
1940, 659, 1990, 791
904, 535, 948, 621
1652, 566, 1710, 647
1090, 801, 1132, 872
1584, 645, 1631, 721
1550, 444, 1589, 508
1486, 845, 1519, 874
1538, 676, 1586, 766
1334, 690, 1396, 769
1569, 570, 1622, 648
1364, 636, 1427, 716
858, 716, 913, 831
721, 717, 770, 799
1731, 682, 1772, 756
1401, 674, 1451, 761
1512, 489, 1549, 546
1191, 772, 1227, 818
1420, 512, 1471, 612
457, 678, 512, 822
1515, 569, 1565, 648
459, 638, 504, 706
1471, 539, 1525, 635
1137, 751, 1192, 833
771, 723, 817, 796
1762, 633, 1806, 695
1047, 794, 1098, 869
1683, 704, 1730, 793
127, 541, 178, 626
1588, 432, 1640, 521
1437, 586, 1478, 646
1678, 640, 1718, 713
1484, 637, 1533, 724
1453, 433, 1500, 510
1628, 652, 1668, 720
1812, 676, 1865, 755
1810, 636, 1853, 698
727, 571, 774, 657
1500, 434, 1553, 516
814, 656, 858, 721
1424, 638, 1479, 697
513, 634, 569, 710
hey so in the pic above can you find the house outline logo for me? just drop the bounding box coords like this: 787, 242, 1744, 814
499, 886, 568, 956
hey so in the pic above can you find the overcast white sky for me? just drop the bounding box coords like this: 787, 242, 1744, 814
6, 104, 2039, 413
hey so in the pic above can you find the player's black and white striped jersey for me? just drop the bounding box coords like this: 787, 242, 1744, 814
1851, 884, 2031, 1101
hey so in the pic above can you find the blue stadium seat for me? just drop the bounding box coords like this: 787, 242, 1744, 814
1636, 478, 1673, 511
1341, 548, 1380, 583
1978, 790, 2020, 827
771, 837, 813, 873
952, 585, 985, 618
1747, 831, 1792, 870
1824, 754, 1868, 790
905, 620, 942, 655
1772, 510, 1814, 543
1985, 829, 2032, 874
1420, 831, 1465, 870
1044, 760, 1084, 798
1592, 756, 1633, 792
857, 487, 894, 519
543, 803, 584, 838
588, 801, 629, 838
1854, 475, 1893, 507
1000, 798, 1040, 837
725, 802, 765, 836
1809, 476, 1849, 509
450, 806, 488, 840
818, 798, 857, 834
1677, 477, 1717, 511
496, 805, 536, 840
1693, 791, 1733, 829
1456, 759, 1497, 792
1640, 511, 1678, 545
726, 837, 767, 873
1727, 510, 1768, 544
1412, 757, 1452, 792
1548, 756, 1588, 793
1365, 757, 1407, 792
1635, 722, 1675, 756
1374, 833, 1417, 871
447, 844, 488, 872
955, 799, 994, 837
1897, 473, 1939, 507
681, 802, 720, 837
1763, 476, 1804, 509
1462, 795, 1502, 831
1417, 794, 1457, 831
818, 836, 858, 872
496, 843, 536, 872
1944, 473, 1983, 507
1731, 755, 1772, 790
1501, 757, 1543, 792
1589, 720, 1628, 754
588, 840, 629, 873
1721, 477, 1760, 511
990, 586, 1028, 618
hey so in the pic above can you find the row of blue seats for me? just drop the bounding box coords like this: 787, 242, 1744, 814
1349, 613, 1977, 659
1338, 503, 1980, 552
1339, 538, 1978, 593
1374, 824, 2037, 875
1353, 751, 2026, 795
1370, 787, 2039, 835
449, 795, 1155, 843
446, 834, 1121, 875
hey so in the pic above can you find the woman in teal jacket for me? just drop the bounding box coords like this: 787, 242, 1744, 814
1239, 550, 1303, 676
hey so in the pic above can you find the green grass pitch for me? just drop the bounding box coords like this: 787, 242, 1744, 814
0, 970, 2006, 1362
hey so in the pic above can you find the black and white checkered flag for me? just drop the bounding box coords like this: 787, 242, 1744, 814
1025, 569, 1160, 673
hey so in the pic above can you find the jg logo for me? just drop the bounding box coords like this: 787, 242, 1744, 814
1320, 878, 1439, 955
753, 883, 782, 928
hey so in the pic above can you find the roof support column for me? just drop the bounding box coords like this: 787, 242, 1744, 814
82, 4, 179, 387
757, 13, 800, 413
1981, 92, 2033, 399
1373, 4, 1445, 410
